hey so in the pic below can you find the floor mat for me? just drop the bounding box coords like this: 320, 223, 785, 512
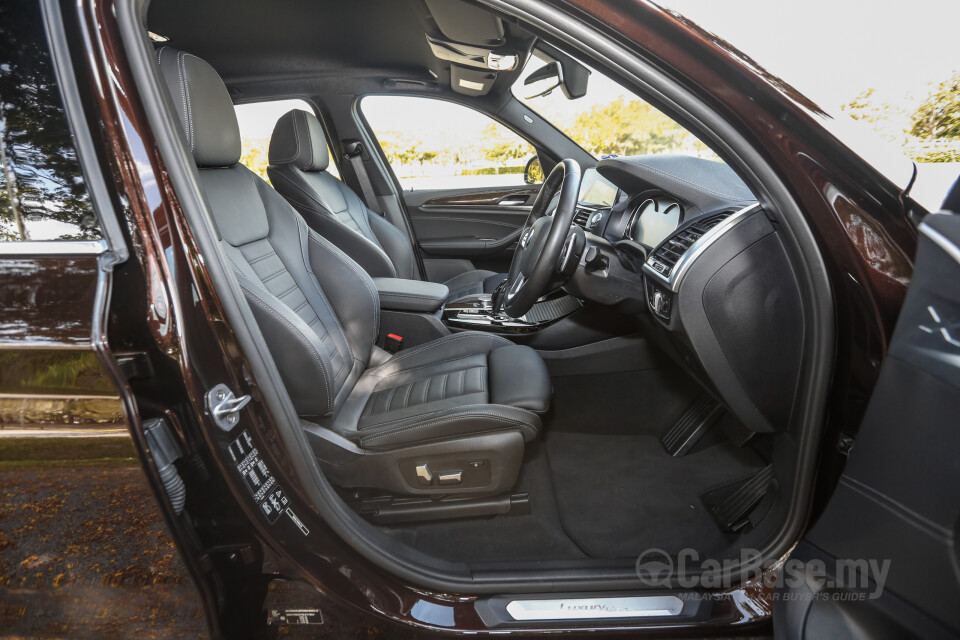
545, 431, 765, 559
547, 369, 701, 436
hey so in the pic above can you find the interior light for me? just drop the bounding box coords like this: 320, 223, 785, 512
487, 53, 518, 71
148, 31, 170, 43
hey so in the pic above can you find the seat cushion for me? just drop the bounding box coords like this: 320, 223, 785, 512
443, 270, 507, 302
331, 332, 550, 450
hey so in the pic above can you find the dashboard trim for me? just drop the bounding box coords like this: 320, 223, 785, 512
642, 202, 761, 292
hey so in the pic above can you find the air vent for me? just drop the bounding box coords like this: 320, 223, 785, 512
646, 212, 732, 278
573, 207, 591, 228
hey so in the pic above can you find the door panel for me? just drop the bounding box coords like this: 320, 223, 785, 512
404, 186, 538, 276
774, 211, 960, 639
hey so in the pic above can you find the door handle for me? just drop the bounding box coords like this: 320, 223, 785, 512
498, 198, 528, 206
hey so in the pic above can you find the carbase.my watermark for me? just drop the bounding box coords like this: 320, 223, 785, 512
635, 547, 891, 599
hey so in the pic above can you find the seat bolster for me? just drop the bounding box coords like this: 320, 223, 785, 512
488, 345, 552, 412
357, 404, 541, 450
304, 227, 381, 364
368, 213, 418, 280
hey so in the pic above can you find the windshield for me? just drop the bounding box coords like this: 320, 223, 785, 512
511, 52, 719, 162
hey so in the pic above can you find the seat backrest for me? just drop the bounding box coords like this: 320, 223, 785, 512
155, 48, 379, 419
267, 110, 419, 280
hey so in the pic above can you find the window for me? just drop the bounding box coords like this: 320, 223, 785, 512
234, 99, 340, 182
512, 52, 720, 162
0, 0, 102, 242
361, 96, 538, 191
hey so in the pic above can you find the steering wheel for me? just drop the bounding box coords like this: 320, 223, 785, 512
494, 159, 582, 317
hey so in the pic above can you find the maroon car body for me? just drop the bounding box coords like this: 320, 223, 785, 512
1, 0, 943, 637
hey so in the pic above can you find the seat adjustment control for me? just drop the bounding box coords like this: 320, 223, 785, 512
415, 464, 433, 485
438, 471, 463, 486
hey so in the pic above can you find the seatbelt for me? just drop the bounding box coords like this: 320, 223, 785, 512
342, 140, 382, 214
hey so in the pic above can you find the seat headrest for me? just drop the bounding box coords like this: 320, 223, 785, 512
268, 109, 330, 172
155, 47, 241, 168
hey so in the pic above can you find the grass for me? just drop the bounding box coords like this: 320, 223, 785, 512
0, 437, 138, 470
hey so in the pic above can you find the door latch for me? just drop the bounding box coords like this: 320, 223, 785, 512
205, 383, 251, 431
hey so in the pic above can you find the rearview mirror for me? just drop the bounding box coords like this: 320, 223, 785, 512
523, 61, 563, 99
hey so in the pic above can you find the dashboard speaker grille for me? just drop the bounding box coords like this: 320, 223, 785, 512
647, 211, 732, 277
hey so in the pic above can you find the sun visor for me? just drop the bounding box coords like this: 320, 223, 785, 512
424, 0, 504, 45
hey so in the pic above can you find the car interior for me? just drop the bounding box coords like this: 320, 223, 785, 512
139, 0, 826, 589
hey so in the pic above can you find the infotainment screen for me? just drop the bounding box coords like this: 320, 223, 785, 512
578, 168, 619, 207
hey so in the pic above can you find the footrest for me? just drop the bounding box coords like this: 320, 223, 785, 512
661, 395, 724, 456
702, 465, 775, 533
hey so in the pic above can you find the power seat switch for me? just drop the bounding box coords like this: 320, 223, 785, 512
385, 333, 404, 354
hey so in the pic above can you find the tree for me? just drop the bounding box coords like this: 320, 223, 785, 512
480, 123, 529, 167
0, 1, 98, 241
910, 72, 960, 140
239, 138, 270, 182
568, 97, 688, 157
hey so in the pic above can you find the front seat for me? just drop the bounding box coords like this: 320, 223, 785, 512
155, 48, 549, 500
266, 109, 507, 302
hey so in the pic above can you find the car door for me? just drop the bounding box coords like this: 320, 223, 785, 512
773, 203, 960, 639
0, 0, 206, 635
360, 95, 543, 280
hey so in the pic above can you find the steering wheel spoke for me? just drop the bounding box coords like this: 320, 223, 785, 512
494, 159, 582, 318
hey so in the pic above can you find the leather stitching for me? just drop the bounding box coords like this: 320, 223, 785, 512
175, 51, 191, 151
360, 413, 535, 445
359, 402, 531, 430
231, 263, 333, 415
290, 217, 356, 365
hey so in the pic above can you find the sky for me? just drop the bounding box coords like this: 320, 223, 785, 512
658, 0, 960, 116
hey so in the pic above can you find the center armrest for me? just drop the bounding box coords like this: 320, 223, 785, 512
373, 278, 449, 313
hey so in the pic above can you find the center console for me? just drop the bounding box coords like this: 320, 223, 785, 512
443, 291, 582, 334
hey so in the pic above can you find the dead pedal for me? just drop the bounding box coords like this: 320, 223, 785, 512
702, 464, 775, 533
661, 395, 724, 456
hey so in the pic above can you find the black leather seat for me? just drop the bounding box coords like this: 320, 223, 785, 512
266, 109, 507, 302
156, 48, 549, 497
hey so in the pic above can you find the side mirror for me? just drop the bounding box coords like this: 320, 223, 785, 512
524, 156, 544, 185
523, 61, 563, 99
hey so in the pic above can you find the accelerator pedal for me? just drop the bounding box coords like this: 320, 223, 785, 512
661, 395, 724, 456
702, 465, 775, 533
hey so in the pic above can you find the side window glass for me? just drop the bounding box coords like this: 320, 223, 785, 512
234, 99, 340, 183
0, 0, 101, 242
361, 95, 539, 191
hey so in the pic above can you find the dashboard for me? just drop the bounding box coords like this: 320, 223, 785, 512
561, 155, 805, 435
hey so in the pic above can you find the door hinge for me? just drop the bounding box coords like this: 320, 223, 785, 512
205, 383, 251, 432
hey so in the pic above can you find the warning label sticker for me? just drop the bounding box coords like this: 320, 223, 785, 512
229, 430, 308, 535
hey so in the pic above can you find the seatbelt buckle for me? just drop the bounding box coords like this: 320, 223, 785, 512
384, 333, 404, 353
